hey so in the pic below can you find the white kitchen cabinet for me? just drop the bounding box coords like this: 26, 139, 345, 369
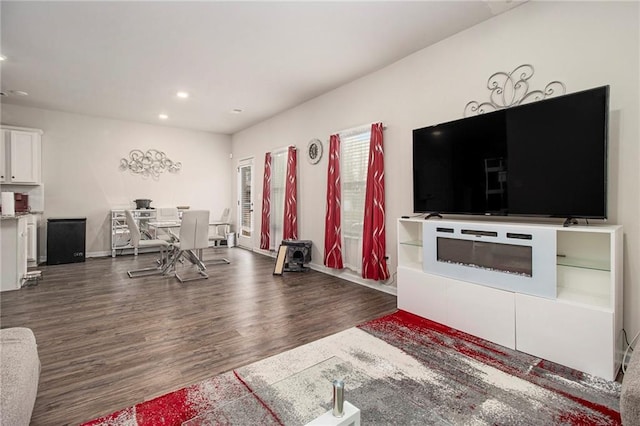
397, 218, 623, 380
26, 214, 39, 266
1, 215, 29, 291
0, 126, 43, 184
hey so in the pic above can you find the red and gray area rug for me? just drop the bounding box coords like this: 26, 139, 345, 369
83, 310, 621, 425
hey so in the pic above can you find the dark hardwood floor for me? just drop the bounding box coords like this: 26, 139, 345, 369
0, 248, 397, 425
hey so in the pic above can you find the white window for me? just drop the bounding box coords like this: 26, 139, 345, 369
340, 125, 371, 273
269, 149, 287, 250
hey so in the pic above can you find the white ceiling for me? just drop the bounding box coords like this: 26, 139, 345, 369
0, 1, 523, 134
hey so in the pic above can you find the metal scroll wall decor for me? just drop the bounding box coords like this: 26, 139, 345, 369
119, 149, 182, 179
464, 64, 566, 117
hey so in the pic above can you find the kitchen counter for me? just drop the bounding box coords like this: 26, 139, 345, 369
1, 215, 30, 291
1, 213, 33, 220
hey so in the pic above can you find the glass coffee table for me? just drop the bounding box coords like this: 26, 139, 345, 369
183, 356, 366, 425
183, 354, 450, 425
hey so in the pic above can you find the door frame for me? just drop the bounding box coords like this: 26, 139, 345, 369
236, 157, 254, 249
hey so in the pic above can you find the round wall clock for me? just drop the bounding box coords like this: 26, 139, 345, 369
306, 138, 323, 164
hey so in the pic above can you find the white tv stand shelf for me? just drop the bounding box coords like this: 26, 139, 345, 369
397, 218, 623, 380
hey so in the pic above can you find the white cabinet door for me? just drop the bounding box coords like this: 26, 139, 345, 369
398, 266, 449, 326
9, 130, 41, 184
26, 215, 37, 263
17, 216, 28, 282
398, 268, 516, 349
0, 130, 6, 183
515, 293, 617, 380
446, 276, 516, 349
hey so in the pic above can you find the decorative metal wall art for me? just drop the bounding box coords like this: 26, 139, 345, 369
464, 64, 566, 117
119, 149, 182, 179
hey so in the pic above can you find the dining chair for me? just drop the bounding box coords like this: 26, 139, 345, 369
155, 207, 180, 241
208, 207, 231, 247
125, 209, 170, 278
165, 210, 211, 282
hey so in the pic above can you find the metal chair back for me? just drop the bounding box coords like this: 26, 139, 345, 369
178, 210, 210, 251
125, 209, 169, 278
125, 209, 141, 247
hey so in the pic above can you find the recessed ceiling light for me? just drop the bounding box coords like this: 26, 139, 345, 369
0, 55, 6, 61
176, 91, 189, 99
158, 113, 169, 120
230, 108, 243, 114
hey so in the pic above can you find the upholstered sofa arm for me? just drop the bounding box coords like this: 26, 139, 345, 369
622, 348, 640, 425
0, 327, 40, 426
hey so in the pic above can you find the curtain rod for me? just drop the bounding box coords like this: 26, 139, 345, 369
331, 121, 386, 137
270, 145, 296, 154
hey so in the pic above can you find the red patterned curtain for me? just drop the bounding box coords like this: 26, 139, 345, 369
283, 146, 298, 240
259, 152, 272, 250
362, 123, 389, 280
323, 134, 344, 269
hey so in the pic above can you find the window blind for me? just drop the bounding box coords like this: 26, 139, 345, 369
340, 125, 371, 272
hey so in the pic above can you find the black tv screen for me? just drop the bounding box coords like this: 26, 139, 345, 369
412, 85, 609, 219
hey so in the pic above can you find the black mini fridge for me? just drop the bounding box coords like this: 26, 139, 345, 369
47, 218, 86, 265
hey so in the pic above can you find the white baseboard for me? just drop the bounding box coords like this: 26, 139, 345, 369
308, 263, 397, 296
88, 251, 111, 258
252, 248, 397, 296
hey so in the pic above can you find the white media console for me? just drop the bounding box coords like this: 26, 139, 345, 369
397, 218, 623, 381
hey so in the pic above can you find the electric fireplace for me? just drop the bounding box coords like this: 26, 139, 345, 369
423, 221, 557, 299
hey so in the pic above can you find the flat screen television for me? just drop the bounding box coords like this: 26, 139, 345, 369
412, 85, 609, 220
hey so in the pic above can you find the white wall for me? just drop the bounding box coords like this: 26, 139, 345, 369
232, 2, 639, 337
1, 104, 232, 257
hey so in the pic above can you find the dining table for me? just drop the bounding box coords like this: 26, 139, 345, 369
147, 220, 230, 242
147, 220, 231, 275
